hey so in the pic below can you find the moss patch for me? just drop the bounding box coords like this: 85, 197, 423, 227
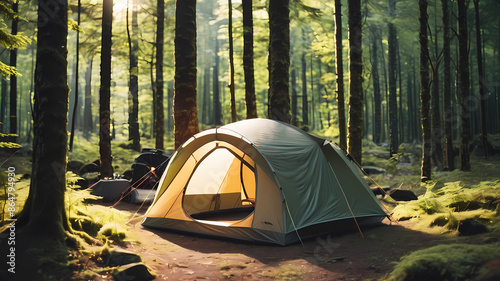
388, 243, 500, 281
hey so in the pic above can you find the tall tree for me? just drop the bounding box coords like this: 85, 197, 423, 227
156, 0, 165, 150
9, 1, 18, 141
370, 26, 381, 145
419, 0, 432, 181
174, 0, 199, 149
213, 36, 222, 125
388, 0, 398, 156
83, 58, 93, 139
301, 29, 309, 126
347, 0, 363, 164
228, 0, 236, 122
442, 0, 454, 170
335, 0, 346, 150
99, 0, 113, 177
458, 0, 471, 171
473, 0, 488, 158
242, 0, 257, 119
431, 20, 443, 167
15, 0, 71, 278
268, 0, 290, 123
127, 0, 141, 151
69, 0, 81, 151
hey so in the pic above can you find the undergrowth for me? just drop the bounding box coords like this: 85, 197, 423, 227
387, 243, 500, 281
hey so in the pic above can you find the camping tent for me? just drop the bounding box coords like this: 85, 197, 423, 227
142, 119, 387, 245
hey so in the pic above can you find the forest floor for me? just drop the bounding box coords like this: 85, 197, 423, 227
2, 136, 500, 280
109, 203, 447, 281
91, 144, 500, 280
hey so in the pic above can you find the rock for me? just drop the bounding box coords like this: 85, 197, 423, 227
363, 166, 387, 175
387, 189, 418, 201
67, 160, 84, 173
104, 248, 142, 267
371, 186, 391, 197
79, 163, 100, 176
458, 219, 489, 236
112, 263, 155, 281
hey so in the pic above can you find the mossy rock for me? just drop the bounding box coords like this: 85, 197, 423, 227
112, 262, 155, 281
70, 215, 103, 236
103, 248, 142, 267
98, 222, 127, 243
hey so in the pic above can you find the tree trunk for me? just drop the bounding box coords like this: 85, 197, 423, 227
419, 0, 432, 181
474, 0, 488, 158
242, 0, 257, 119
458, 0, 471, 171
371, 27, 381, 145
9, 1, 18, 142
335, 0, 346, 150
268, 0, 290, 123
174, 0, 199, 149
388, 0, 398, 156
213, 36, 222, 125
397, 38, 404, 143
228, 0, 236, 122
1, 76, 6, 130
99, 0, 113, 178
156, 0, 165, 150
69, 0, 81, 151
15, 0, 71, 278
83, 58, 93, 139
431, 0, 443, 167
301, 29, 309, 127
291, 65, 298, 126
347, 0, 363, 164
127, 0, 141, 151
442, 0, 454, 170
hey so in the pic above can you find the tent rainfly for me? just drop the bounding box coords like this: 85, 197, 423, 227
142, 119, 387, 245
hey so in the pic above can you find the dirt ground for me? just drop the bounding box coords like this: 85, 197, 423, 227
107, 202, 448, 281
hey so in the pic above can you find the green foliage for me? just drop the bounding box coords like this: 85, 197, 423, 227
0, 4, 31, 76
388, 243, 500, 281
68, 18, 83, 32
392, 181, 500, 233
66, 173, 132, 244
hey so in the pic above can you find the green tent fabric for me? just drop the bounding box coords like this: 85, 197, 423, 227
142, 118, 387, 245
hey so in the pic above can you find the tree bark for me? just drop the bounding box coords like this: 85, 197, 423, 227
474, 0, 488, 158
228, 0, 236, 122
83, 58, 93, 139
174, 0, 199, 149
442, 0, 454, 170
69, 0, 81, 151
458, 0, 471, 171
371, 27, 381, 145
301, 29, 309, 126
127, 0, 141, 151
291, 65, 298, 126
213, 36, 222, 125
156, 0, 165, 150
9, 1, 18, 142
419, 0, 432, 181
99, 0, 113, 178
15, 0, 71, 277
431, 0, 443, 167
335, 0, 346, 150
388, 0, 398, 156
242, 0, 257, 119
347, 0, 364, 164
268, 0, 290, 123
